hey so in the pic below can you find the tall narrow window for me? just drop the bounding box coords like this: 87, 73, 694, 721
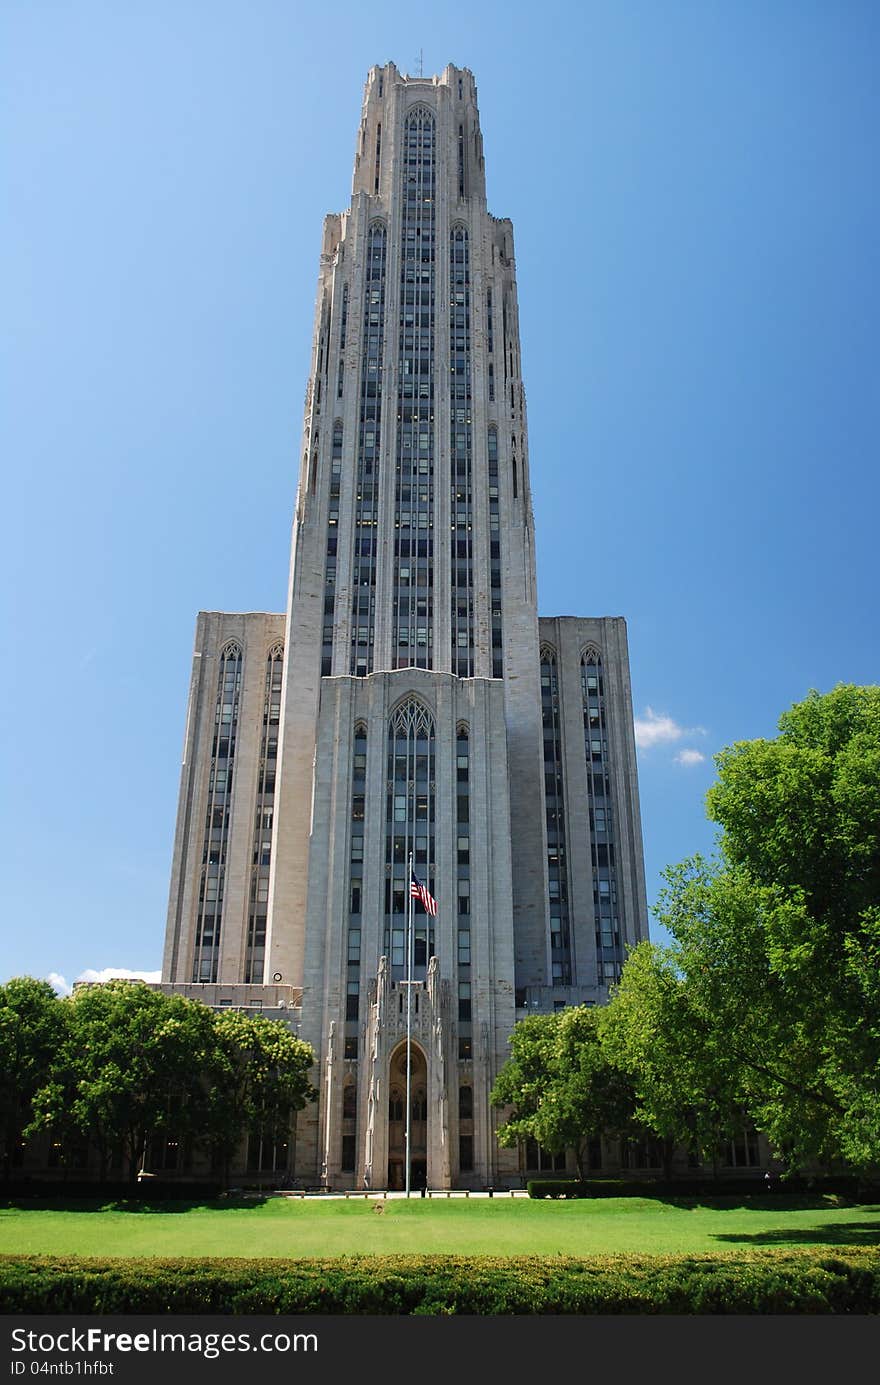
581, 648, 621, 984
502, 298, 508, 379
245, 642, 283, 982
347, 722, 367, 1007
541, 646, 572, 985
374, 123, 382, 194
321, 422, 343, 675
457, 123, 465, 198
456, 726, 471, 967
316, 297, 326, 378
342, 1083, 357, 1120
350, 223, 386, 674
392, 109, 436, 671
194, 641, 242, 983
450, 227, 473, 675
384, 698, 436, 978
458, 981, 471, 1020
339, 283, 348, 350
488, 428, 503, 677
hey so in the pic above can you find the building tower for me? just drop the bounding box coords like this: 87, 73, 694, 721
162, 63, 648, 1189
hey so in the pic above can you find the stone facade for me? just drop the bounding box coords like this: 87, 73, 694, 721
162, 612, 285, 989
161, 64, 650, 1189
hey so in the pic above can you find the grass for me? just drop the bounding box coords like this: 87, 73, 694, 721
2, 1194, 879, 1259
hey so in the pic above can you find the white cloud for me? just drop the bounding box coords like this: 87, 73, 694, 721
634, 706, 706, 751
634, 707, 684, 748
674, 748, 706, 767
76, 968, 162, 986
46, 972, 71, 996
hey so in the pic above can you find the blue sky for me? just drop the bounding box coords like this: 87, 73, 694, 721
3, 0, 878, 989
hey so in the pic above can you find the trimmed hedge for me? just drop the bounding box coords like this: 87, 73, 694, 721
2, 1250, 879, 1314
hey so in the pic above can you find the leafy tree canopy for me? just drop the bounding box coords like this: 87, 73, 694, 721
29, 980, 219, 1180
0, 977, 65, 1177
600, 936, 749, 1168
205, 1008, 317, 1181
491, 1006, 637, 1178
25, 981, 317, 1183
620, 686, 880, 1173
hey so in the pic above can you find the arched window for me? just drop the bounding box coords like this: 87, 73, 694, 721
384, 698, 436, 976
459, 1085, 473, 1120
412, 1087, 428, 1121
388, 1088, 404, 1122
342, 1084, 357, 1121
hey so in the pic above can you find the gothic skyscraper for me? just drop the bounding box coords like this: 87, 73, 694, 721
162, 63, 648, 1189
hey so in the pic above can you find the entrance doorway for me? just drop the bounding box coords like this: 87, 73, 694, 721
410, 1158, 427, 1190
386, 1041, 427, 1189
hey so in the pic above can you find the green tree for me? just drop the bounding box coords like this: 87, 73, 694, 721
491, 1006, 637, 1179
29, 980, 218, 1183
601, 933, 757, 1173
0, 978, 65, 1180
652, 858, 847, 1171
639, 685, 880, 1173
205, 1009, 316, 1185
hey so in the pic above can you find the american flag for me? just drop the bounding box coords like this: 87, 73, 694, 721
410, 873, 438, 917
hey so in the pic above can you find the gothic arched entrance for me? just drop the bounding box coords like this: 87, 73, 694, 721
387, 1041, 428, 1190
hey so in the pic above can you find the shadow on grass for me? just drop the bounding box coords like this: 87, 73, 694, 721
712, 1222, 880, 1247
637, 1195, 877, 1213
0, 1197, 270, 1214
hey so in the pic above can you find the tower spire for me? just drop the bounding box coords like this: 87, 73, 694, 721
161, 63, 648, 1197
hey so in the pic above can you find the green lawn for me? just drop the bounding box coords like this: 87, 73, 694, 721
2, 1194, 879, 1258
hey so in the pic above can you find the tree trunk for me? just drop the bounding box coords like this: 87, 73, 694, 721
127, 1132, 141, 1185
662, 1136, 675, 1181
95, 1136, 109, 1186
575, 1143, 586, 1183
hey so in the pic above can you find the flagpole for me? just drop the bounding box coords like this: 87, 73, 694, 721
405, 850, 413, 1198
